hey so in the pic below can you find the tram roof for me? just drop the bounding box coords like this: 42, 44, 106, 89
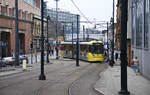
61, 41, 103, 45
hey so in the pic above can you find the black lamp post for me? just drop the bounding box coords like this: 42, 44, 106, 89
55, 0, 59, 59
109, 0, 115, 66
83, 25, 85, 41
62, 25, 65, 40
15, 0, 19, 66
107, 22, 109, 62
46, 16, 50, 63
72, 22, 74, 59
39, 0, 46, 80
119, 0, 130, 94
76, 15, 80, 67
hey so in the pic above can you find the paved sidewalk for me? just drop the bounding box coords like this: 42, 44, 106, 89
0, 64, 35, 77
0, 67, 23, 76
94, 61, 150, 95
0, 53, 56, 77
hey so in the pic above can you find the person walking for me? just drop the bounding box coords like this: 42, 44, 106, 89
115, 52, 118, 61
49, 46, 52, 56
133, 56, 139, 74
51, 46, 54, 56
11, 50, 15, 58
55, 46, 59, 59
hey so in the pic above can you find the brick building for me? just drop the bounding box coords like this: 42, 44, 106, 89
0, 0, 41, 58
116, 0, 121, 51
116, 0, 132, 66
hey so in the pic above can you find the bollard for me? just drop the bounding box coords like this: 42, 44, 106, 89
23, 60, 27, 71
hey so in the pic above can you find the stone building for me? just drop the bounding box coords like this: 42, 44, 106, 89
32, 14, 47, 52
117, 0, 150, 80
128, 0, 150, 79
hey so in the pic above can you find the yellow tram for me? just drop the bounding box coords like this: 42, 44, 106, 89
60, 41, 104, 62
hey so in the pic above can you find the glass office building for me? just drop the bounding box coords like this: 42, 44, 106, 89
46, 8, 80, 34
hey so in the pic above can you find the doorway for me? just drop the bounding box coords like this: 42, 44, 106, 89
1, 32, 11, 58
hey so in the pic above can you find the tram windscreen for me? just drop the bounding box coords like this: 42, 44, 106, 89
89, 43, 104, 54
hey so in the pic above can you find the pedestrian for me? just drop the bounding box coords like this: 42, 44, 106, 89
104, 51, 107, 58
51, 45, 54, 56
11, 50, 15, 58
115, 52, 118, 61
60, 45, 64, 58
133, 56, 139, 74
104, 51, 107, 61
49, 46, 52, 56
55, 46, 59, 59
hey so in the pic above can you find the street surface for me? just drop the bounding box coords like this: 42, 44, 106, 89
0, 59, 107, 95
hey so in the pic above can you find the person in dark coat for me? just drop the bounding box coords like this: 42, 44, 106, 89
115, 52, 118, 61
55, 46, 59, 59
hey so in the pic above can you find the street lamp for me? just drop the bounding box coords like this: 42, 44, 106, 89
83, 25, 85, 41
46, 16, 50, 63
15, 0, 19, 66
119, 0, 130, 94
55, 0, 59, 59
76, 14, 80, 67
62, 25, 65, 40
107, 22, 109, 62
109, 0, 115, 67
72, 22, 74, 59
86, 29, 89, 42
39, 0, 46, 80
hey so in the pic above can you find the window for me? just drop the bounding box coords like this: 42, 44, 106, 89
89, 44, 104, 54
136, 1, 143, 48
22, 0, 36, 6
136, 14, 142, 48
144, 0, 149, 49
132, 2, 136, 46
131, 11, 135, 46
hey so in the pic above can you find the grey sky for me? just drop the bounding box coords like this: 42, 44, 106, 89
46, 0, 117, 29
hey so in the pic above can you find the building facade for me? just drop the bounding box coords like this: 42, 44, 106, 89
116, 0, 121, 51
32, 15, 47, 52
0, 0, 41, 58
46, 8, 79, 41
65, 29, 104, 42
128, 0, 150, 79
116, 0, 132, 66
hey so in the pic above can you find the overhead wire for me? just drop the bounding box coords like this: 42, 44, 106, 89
70, 0, 93, 24
70, 0, 109, 31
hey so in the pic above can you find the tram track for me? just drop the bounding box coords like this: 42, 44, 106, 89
68, 63, 106, 95
35, 62, 105, 95
35, 61, 92, 95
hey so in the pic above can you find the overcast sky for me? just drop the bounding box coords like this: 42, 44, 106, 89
45, 0, 117, 29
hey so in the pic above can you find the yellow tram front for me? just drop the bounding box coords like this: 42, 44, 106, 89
87, 41, 104, 62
